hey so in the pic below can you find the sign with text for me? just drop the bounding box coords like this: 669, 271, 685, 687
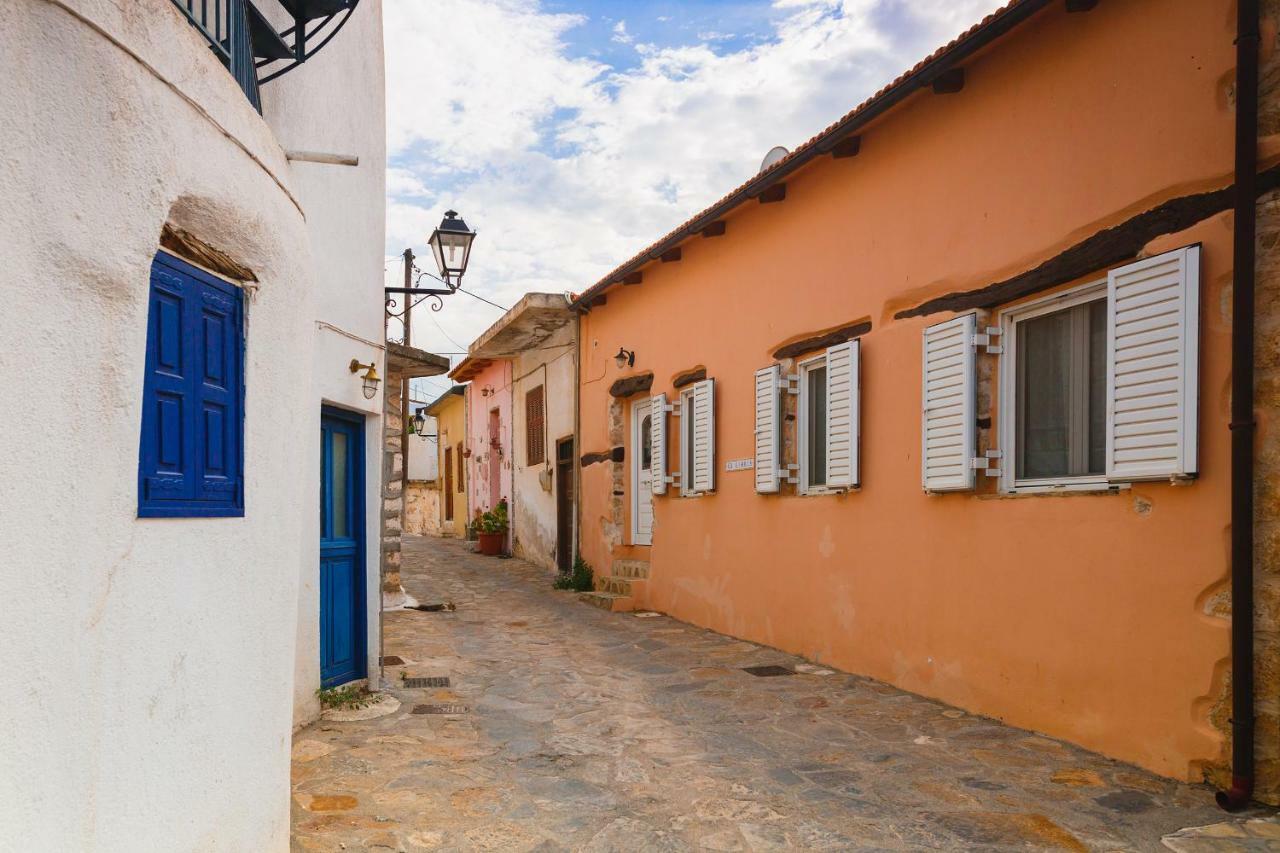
725, 459, 754, 472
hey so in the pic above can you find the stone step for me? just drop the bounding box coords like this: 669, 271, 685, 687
596, 575, 647, 597
578, 591, 635, 613
612, 559, 650, 580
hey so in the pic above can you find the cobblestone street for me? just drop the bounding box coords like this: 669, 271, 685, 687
291, 537, 1275, 851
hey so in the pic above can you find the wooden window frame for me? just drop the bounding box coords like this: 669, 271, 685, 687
525, 385, 546, 466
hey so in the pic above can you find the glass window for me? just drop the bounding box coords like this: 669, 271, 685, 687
331, 431, 349, 537
641, 415, 652, 471
683, 390, 696, 494
1015, 298, 1106, 480
806, 364, 828, 488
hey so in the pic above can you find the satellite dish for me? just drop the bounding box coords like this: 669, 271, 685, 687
759, 146, 790, 173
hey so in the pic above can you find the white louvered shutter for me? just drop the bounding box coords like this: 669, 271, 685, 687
650, 393, 668, 496
921, 313, 976, 492
825, 341, 860, 488
1105, 245, 1200, 481
690, 379, 716, 494
754, 366, 782, 494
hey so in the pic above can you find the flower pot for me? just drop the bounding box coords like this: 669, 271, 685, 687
477, 532, 504, 556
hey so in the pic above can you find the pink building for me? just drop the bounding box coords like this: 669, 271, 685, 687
449, 357, 513, 531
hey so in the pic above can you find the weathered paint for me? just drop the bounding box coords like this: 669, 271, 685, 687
578, 0, 1261, 788
0, 0, 385, 848
511, 328, 577, 572
463, 361, 514, 523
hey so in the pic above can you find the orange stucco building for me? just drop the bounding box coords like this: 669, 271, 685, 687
572, 0, 1280, 799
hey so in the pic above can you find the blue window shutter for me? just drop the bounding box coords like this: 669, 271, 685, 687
139, 252, 245, 517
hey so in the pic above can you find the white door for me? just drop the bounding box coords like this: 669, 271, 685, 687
631, 400, 654, 546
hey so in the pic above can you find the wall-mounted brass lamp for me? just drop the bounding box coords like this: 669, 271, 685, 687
349, 359, 381, 399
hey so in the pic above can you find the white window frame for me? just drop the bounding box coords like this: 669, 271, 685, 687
797, 354, 838, 496
678, 386, 697, 497
998, 279, 1126, 494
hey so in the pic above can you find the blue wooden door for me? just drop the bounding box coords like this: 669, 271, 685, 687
320, 408, 366, 688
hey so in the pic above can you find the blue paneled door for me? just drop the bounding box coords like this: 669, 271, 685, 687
320, 407, 367, 688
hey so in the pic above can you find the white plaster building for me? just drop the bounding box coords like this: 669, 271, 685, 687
0, 1, 420, 849
450, 294, 578, 572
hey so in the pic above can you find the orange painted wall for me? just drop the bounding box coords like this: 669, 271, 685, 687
578, 0, 1242, 780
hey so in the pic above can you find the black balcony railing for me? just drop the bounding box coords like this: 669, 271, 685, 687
169, 0, 361, 111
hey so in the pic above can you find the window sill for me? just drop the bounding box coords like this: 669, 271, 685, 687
138, 505, 246, 518
798, 486, 857, 497
1002, 480, 1129, 496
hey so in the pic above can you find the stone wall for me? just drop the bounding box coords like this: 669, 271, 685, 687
1206, 0, 1280, 803
381, 373, 404, 595
404, 480, 441, 536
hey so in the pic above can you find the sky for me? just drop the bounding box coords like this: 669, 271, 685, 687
384, 0, 1006, 403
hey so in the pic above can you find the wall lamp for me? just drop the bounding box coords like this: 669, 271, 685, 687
349, 359, 380, 399
480, 385, 496, 398
615, 347, 635, 369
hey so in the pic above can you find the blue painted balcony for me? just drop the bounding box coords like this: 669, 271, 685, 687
168, 0, 360, 111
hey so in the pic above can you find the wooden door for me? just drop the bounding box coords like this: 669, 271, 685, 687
556, 437, 574, 571
443, 446, 454, 522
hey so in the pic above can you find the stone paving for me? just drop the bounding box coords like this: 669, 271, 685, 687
291, 536, 1277, 851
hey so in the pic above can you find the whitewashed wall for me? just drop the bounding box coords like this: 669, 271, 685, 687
0, 0, 381, 850
261, 0, 387, 731
511, 332, 577, 572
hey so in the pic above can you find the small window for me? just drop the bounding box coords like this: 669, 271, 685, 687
641, 415, 652, 471
525, 385, 546, 466
1002, 283, 1107, 489
798, 356, 828, 493
138, 251, 245, 518
681, 388, 696, 496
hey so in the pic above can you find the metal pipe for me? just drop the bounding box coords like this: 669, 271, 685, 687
1218, 0, 1260, 813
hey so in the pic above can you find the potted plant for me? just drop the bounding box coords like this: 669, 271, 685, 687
476, 499, 508, 556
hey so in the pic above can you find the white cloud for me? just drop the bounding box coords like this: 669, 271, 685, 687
612, 20, 633, 45
384, 0, 1005, 354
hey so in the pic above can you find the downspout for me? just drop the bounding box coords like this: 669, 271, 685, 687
1218, 0, 1260, 812
574, 311, 583, 570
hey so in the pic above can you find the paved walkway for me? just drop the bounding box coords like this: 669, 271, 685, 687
292, 536, 1273, 851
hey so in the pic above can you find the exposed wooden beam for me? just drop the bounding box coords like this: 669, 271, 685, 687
620, 271, 643, 285
1065, 0, 1097, 11
609, 372, 654, 398
773, 320, 872, 360
931, 67, 965, 94
758, 183, 787, 204
701, 221, 726, 238
660, 247, 683, 263
830, 136, 862, 159
895, 164, 1280, 319
586, 294, 607, 309
672, 367, 707, 389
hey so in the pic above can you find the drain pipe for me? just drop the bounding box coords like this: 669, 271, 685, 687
1218, 0, 1260, 813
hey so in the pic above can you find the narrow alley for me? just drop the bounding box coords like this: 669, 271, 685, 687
290, 537, 1272, 851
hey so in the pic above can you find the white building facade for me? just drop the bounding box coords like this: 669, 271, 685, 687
0, 1, 388, 849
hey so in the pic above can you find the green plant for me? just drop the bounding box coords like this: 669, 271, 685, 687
316, 684, 376, 710
476, 499, 509, 535
553, 556, 594, 592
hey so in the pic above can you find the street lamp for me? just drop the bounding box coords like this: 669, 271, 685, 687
412, 407, 428, 439
385, 209, 479, 325
427, 210, 477, 288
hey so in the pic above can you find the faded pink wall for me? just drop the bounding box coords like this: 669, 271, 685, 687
465, 360, 513, 522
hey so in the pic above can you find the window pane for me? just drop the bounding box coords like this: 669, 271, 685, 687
808, 366, 827, 487
1088, 299, 1107, 474
685, 395, 695, 489
1018, 310, 1071, 478
332, 432, 349, 538
641, 415, 652, 471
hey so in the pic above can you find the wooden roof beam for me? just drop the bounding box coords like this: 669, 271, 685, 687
701, 221, 726, 238
660, 247, 682, 263
931, 67, 965, 94
757, 183, 787, 204
830, 136, 862, 159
